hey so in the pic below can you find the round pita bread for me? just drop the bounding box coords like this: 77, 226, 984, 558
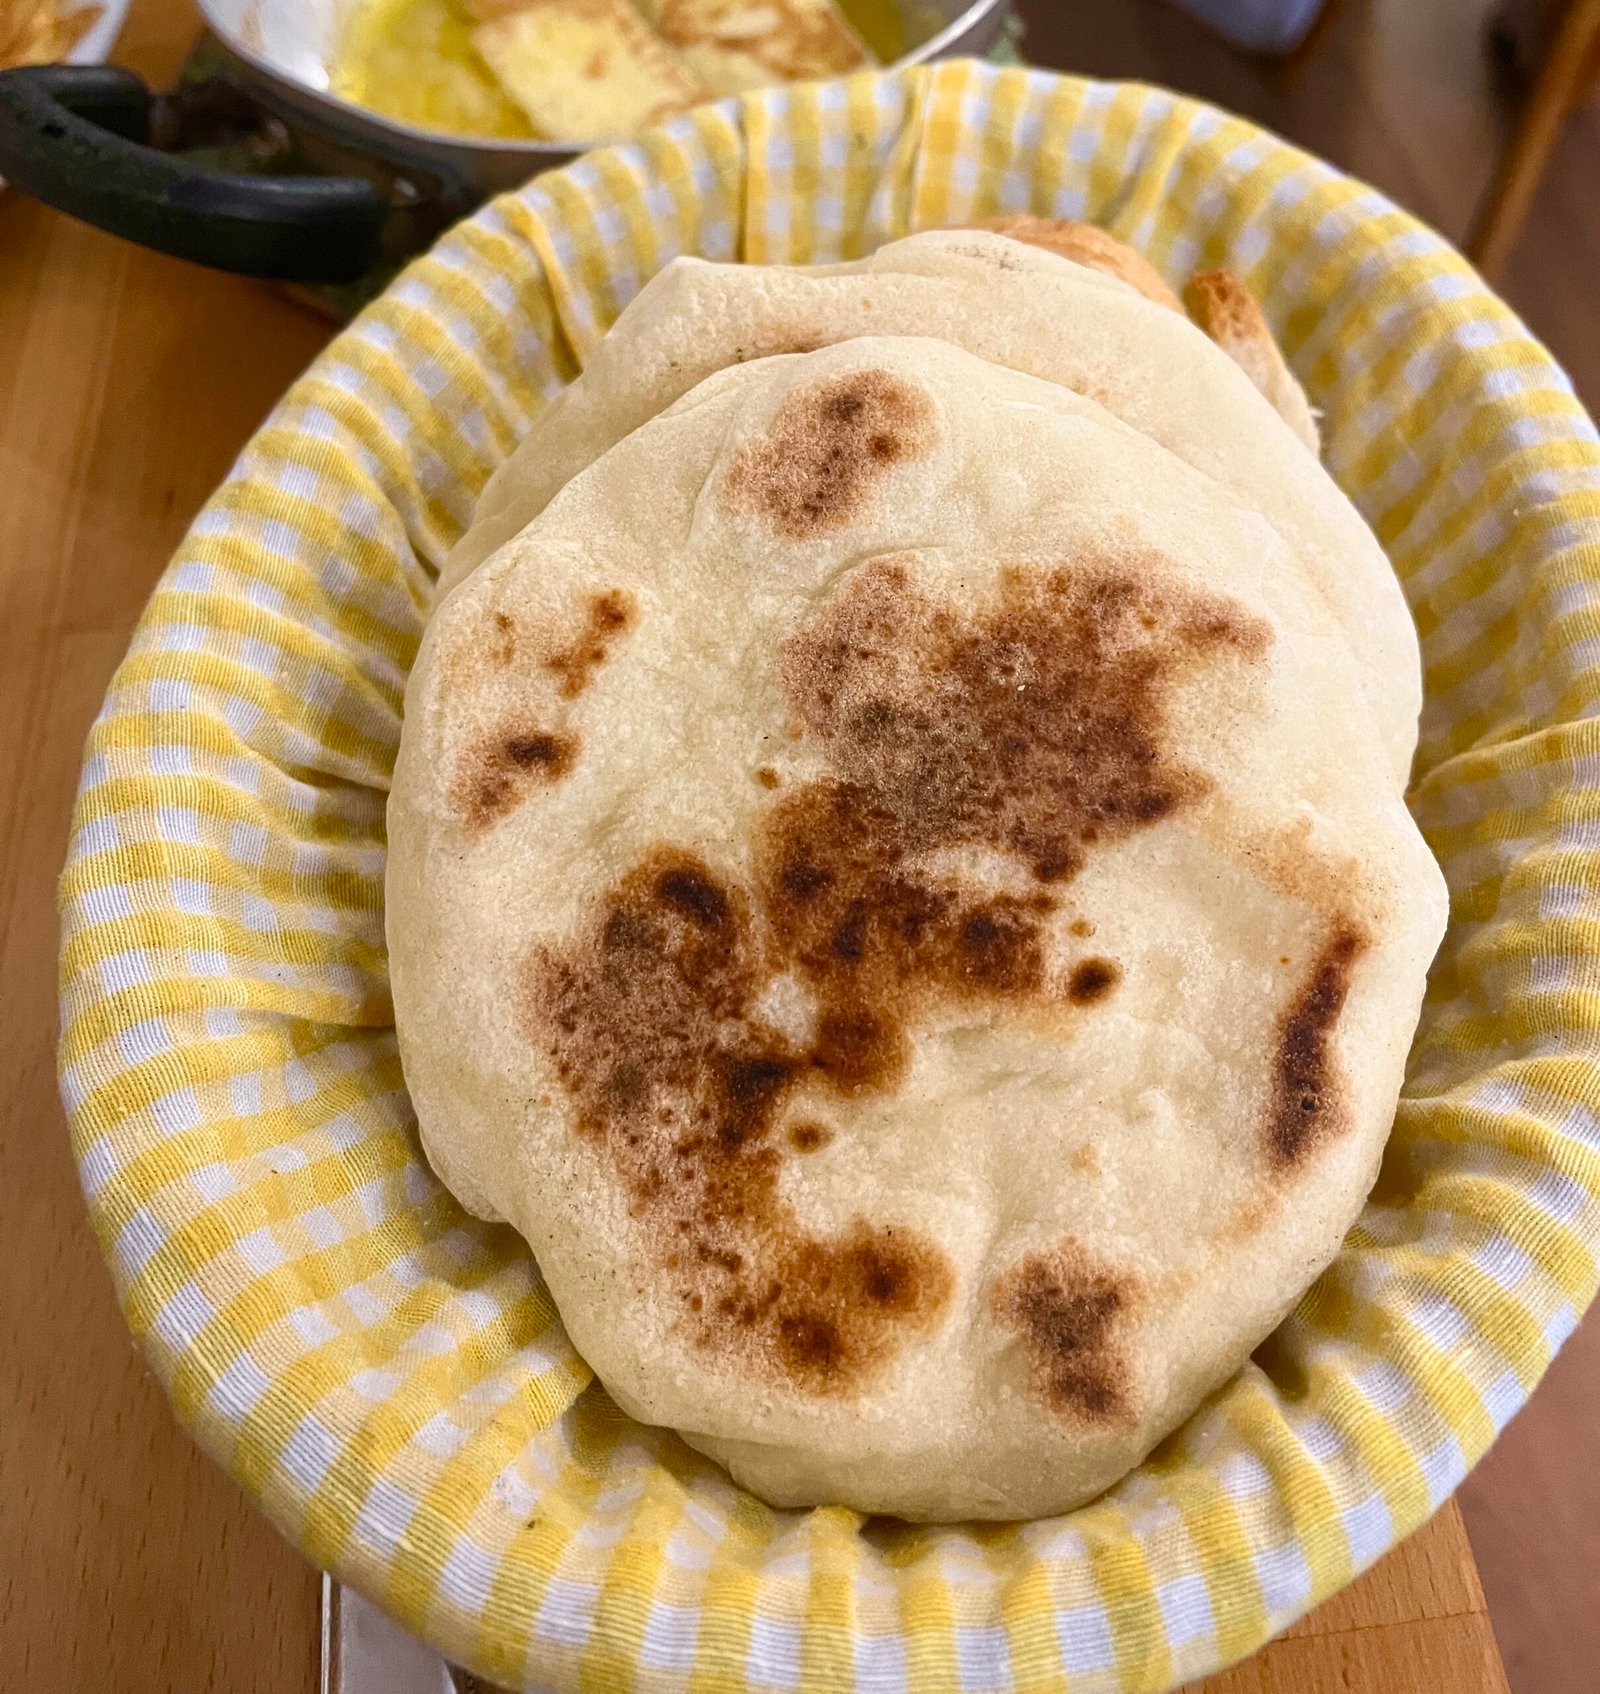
1188, 266, 1320, 456
438, 230, 1414, 779
388, 337, 1446, 1519
972, 214, 1187, 313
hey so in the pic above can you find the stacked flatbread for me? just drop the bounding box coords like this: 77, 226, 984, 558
387, 223, 1447, 1521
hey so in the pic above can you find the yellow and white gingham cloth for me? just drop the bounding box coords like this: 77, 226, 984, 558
58, 61, 1600, 1692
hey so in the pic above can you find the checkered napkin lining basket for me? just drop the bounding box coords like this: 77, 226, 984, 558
58, 60, 1600, 1694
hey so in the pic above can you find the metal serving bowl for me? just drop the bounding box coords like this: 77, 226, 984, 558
0, 0, 1012, 282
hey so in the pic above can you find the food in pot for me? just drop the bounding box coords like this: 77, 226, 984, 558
636, 0, 870, 96
0, 0, 100, 68
331, 0, 539, 139
332, 0, 874, 141
468, 0, 708, 141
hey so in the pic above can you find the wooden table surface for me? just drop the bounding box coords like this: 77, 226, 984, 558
0, 2, 1513, 1688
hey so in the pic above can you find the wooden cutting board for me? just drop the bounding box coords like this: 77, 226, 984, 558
0, 1, 1513, 1688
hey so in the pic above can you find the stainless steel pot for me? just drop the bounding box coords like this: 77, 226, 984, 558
0, 0, 1011, 284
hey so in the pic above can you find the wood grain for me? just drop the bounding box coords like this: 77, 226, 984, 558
0, 2, 330, 1688
0, 0, 1515, 1689
1183, 1505, 1510, 1694
1457, 1312, 1600, 1694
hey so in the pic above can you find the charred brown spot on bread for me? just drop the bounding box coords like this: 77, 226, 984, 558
994, 1240, 1139, 1424
456, 591, 634, 831
525, 555, 1269, 1391
1214, 1191, 1272, 1247
546, 588, 637, 699
490, 610, 519, 668
455, 727, 577, 833
788, 1119, 833, 1153
957, 901, 1048, 992
770, 1226, 951, 1389
756, 765, 781, 790
780, 558, 1270, 885
1268, 924, 1368, 1166
1067, 957, 1121, 1005
507, 732, 574, 770
525, 846, 951, 1393
724, 370, 936, 539
655, 863, 731, 930
755, 780, 1057, 1096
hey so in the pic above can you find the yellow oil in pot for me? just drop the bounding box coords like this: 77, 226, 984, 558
330, 0, 907, 142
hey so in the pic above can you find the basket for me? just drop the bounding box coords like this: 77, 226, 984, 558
58, 59, 1600, 1693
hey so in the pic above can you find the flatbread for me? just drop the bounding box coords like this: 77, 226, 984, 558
968, 221, 1317, 449
972, 214, 1185, 312
388, 337, 1446, 1519
1189, 268, 1320, 456
438, 230, 1418, 780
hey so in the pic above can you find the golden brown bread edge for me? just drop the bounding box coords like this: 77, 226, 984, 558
972, 216, 1320, 455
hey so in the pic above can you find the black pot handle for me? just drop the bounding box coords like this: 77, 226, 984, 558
0, 63, 389, 283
